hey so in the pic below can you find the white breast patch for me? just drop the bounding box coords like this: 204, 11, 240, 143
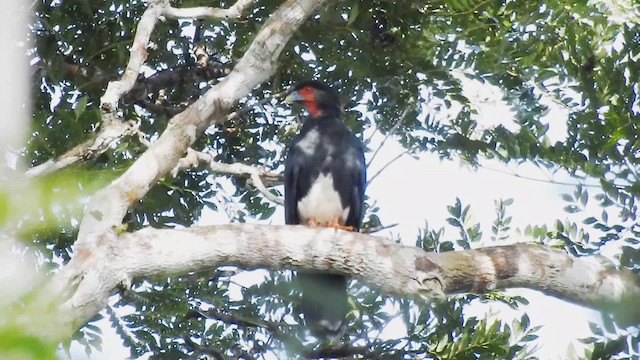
296, 128, 320, 156
297, 173, 350, 225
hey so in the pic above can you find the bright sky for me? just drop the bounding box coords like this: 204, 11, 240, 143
367, 139, 602, 359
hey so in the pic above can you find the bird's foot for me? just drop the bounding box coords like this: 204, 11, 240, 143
306, 218, 354, 231
327, 217, 355, 232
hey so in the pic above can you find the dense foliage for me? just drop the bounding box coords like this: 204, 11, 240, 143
5, 0, 639, 358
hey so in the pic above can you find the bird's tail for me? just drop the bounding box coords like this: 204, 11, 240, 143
299, 272, 348, 339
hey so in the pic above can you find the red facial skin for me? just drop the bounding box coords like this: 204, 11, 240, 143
298, 86, 320, 117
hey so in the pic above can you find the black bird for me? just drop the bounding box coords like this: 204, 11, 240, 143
283, 80, 366, 338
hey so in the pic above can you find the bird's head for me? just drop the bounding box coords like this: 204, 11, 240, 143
285, 80, 341, 118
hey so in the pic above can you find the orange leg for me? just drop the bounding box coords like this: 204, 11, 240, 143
307, 217, 355, 231
307, 216, 356, 231
326, 217, 355, 232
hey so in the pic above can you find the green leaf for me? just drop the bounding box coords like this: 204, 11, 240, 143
561, 193, 574, 202
588, 322, 603, 337
346, 1, 359, 27
564, 205, 580, 213
75, 96, 89, 119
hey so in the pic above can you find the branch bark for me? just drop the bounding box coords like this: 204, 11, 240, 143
100, 0, 168, 112
100, 0, 259, 111
172, 148, 283, 204
25, 115, 141, 178
56, 225, 640, 335
163, 0, 256, 20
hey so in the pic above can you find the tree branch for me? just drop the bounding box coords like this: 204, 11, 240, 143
100, 0, 168, 112
303, 345, 375, 359
172, 148, 283, 204
361, 223, 399, 234
367, 148, 412, 186
191, 308, 376, 359
25, 115, 141, 178
190, 308, 305, 354
367, 100, 414, 168
163, 0, 257, 20
58, 224, 640, 335
182, 335, 225, 360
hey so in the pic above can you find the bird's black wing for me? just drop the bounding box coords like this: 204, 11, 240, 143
284, 135, 305, 225
345, 133, 367, 229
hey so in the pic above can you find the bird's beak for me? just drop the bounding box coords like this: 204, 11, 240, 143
285, 91, 304, 103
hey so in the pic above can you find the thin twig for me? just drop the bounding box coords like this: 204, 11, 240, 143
361, 223, 399, 234
195, 309, 284, 334
191, 309, 306, 355
188, 309, 375, 359
135, 126, 152, 147
303, 345, 374, 359
215, 192, 242, 223
367, 100, 414, 168
367, 149, 413, 186
225, 89, 289, 122
364, 124, 381, 148
163, 0, 257, 20
478, 164, 608, 188
182, 335, 225, 360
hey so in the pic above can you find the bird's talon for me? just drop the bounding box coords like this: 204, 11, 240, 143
339, 225, 355, 232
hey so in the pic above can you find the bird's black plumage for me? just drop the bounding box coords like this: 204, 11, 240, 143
284, 80, 366, 338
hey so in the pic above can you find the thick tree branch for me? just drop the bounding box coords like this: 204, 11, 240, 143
123, 61, 234, 116
58, 225, 640, 335
163, 0, 256, 20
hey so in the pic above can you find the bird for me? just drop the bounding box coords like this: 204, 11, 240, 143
283, 80, 366, 339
